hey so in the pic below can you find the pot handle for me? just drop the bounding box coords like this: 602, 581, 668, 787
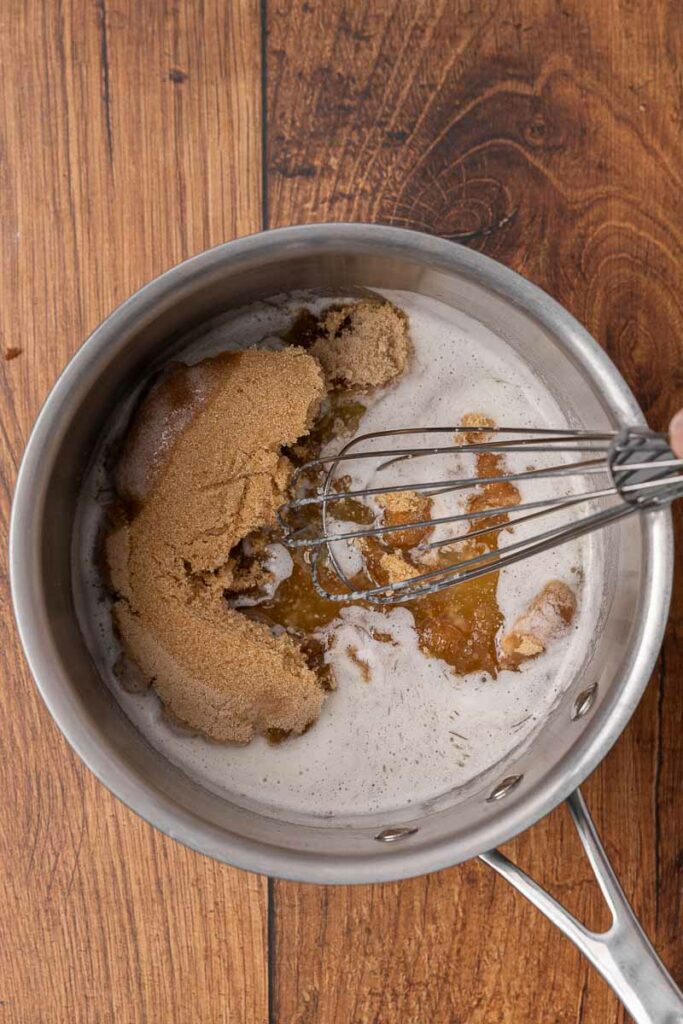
480, 789, 683, 1024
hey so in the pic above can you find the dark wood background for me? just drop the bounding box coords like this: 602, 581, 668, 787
1, 1, 680, 1021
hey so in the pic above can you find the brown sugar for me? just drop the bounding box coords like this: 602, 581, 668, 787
499, 580, 577, 670
459, 412, 495, 443
106, 347, 328, 744
311, 299, 411, 389
377, 548, 421, 584
376, 489, 433, 548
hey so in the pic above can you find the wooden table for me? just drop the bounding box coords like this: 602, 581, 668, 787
1, 2, 681, 1021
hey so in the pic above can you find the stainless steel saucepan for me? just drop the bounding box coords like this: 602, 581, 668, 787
10, 224, 682, 1022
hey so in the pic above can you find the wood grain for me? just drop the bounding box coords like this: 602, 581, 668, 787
2, 1, 681, 1022
0, 2, 266, 1023
266, 1, 683, 1022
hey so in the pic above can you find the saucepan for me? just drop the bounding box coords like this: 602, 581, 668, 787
10, 224, 682, 1022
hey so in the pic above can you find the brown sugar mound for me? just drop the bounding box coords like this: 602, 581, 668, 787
499, 580, 577, 670
106, 347, 328, 743
311, 299, 411, 388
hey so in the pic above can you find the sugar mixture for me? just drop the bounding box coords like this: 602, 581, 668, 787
75, 291, 603, 818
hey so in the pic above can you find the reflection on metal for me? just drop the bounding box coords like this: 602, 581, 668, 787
572, 682, 598, 720
375, 826, 419, 843
487, 774, 523, 802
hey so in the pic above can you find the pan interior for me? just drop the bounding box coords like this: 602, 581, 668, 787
73, 283, 614, 831
20, 231, 656, 875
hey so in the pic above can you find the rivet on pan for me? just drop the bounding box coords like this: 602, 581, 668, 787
572, 682, 598, 721
375, 826, 418, 843
487, 774, 523, 803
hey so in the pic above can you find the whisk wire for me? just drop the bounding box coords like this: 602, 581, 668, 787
280, 425, 681, 603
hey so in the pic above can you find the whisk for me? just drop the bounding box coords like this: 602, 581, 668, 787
278, 415, 683, 606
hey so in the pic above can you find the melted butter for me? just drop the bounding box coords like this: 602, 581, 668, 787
252, 417, 521, 679
402, 442, 520, 676
410, 557, 503, 676
255, 552, 352, 634
245, 392, 372, 636
326, 495, 374, 525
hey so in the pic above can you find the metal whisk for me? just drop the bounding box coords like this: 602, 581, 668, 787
278, 424, 683, 605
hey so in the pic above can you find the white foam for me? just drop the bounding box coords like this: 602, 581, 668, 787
73, 290, 603, 820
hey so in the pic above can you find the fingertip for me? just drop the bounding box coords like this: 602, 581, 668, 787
669, 409, 683, 459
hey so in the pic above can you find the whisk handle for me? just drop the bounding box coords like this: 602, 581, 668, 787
481, 789, 683, 1024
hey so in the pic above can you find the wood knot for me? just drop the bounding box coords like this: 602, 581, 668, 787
381, 173, 514, 245
521, 111, 566, 152
433, 177, 514, 243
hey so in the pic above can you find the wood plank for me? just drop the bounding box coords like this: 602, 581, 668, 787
0, 2, 266, 1022
266, 1, 683, 1021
